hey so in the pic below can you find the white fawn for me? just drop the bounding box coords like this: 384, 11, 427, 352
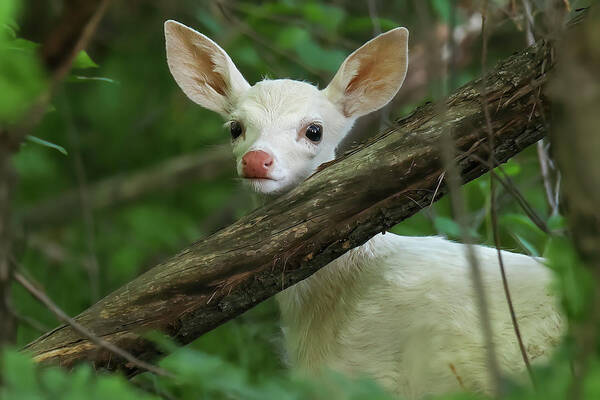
164, 20, 563, 398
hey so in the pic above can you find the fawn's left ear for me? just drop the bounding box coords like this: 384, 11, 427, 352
324, 27, 409, 118
164, 20, 250, 116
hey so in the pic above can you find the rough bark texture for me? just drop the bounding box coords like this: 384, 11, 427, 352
24, 39, 553, 375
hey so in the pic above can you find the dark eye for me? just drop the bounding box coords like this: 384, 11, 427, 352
230, 121, 243, 140
305, 124, 322, 143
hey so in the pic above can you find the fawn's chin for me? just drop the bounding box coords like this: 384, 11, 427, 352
244, 177, 285, 194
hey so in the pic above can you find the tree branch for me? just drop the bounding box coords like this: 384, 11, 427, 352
22, 147, 233, 228
14, 271, 171, 376
23, 37, 553, 375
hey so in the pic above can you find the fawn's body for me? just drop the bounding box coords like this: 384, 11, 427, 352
164, 21, 564, 398
277, 234, 561, 398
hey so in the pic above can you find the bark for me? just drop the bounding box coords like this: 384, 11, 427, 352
24, 38, 553, 375
549, 9, 600, 398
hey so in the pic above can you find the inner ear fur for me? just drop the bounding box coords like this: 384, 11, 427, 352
324, 27, 409, 118
164, 20, 250, 116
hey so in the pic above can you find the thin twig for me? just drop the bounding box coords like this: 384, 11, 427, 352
440, 125, 503, 397
522, 0, 559, 215
468, 153, 550, 234
367, 0, 382, 35
367, 0, 391, 131
416, 0, 502, 391
13, 271, 172, 377
9, 0, 112, 147
62, 94, 100, 301
482, 1, 535, 387
8, 303, 49, 333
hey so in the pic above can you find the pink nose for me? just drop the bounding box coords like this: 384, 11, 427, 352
241, 150, 274, 179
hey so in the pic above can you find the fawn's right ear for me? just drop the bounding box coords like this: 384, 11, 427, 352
324, 27, 408, 118
164, 20, 250, 116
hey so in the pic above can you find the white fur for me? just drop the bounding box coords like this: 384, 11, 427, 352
164, 21, 564, 398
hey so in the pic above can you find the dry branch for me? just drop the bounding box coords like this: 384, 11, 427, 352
24, 38, 553, 375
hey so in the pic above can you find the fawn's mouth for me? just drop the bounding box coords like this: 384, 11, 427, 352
243, 176, 277, 181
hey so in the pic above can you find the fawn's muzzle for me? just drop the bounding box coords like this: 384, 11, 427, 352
241, 150, 274, 179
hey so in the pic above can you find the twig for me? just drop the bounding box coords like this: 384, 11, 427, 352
431, 0, 502, 393
8, 303, 49, 333
536, 140, 558, 214
440, 124, 503, 397
367, 0, 391, 131
61, 94, 100, 301
44, 0, 112, 85
522, 0, 559, 215
13, 271, 172, 377
8, 0, 112, 148
482, 1, 535, 387
468, 154, 550, 234
22, 146, 233, 228
367, 0, 382, 35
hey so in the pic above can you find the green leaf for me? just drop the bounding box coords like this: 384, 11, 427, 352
0, 41, 46, 123
501, 160, 521, 176
25, 135, 68, 155
342, 17, 399, 34
514, 233, 540, 257
0, 0, 18, 29
434, 216, 461, 238
431, 0, 452, 22
545, 236, 594, 320
2, 22, 17, 39
548, 213, 567, 232
295, 38, 346, 72
68, 75, 118, 84
301, 3, 345, 32
2, 349, 37, 390
500, 213, 546, 255
276, 26, 310, 49
195, 11, 222, 35
72, 50, 99, 69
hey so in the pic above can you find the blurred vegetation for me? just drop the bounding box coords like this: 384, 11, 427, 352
1, 0, 599, 399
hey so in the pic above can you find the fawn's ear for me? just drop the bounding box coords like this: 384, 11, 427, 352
164, 20, 250, 116
324, 27, 409, 118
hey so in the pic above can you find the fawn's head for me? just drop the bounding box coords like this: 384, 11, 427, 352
165, 20, 408, 194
